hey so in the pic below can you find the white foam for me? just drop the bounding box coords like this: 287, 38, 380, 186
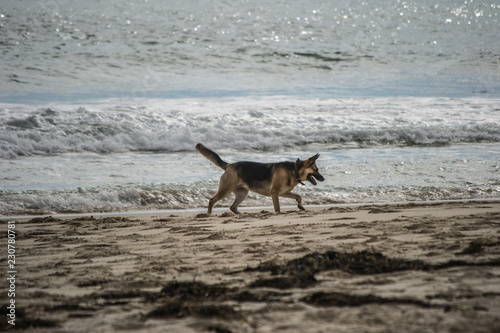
1, 97, 499, 158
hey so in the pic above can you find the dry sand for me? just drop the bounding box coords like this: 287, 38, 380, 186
2, 201, 500, 332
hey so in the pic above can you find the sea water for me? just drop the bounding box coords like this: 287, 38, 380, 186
1, 0, 499, 214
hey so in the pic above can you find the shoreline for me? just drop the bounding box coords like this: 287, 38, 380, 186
3, 200, 500, 332
2, 197, 500, 221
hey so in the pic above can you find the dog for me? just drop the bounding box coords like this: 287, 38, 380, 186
196, 143, 325, 214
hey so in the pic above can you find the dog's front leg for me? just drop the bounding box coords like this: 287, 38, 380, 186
281, 192, 305, 211
271, 191, 281, 213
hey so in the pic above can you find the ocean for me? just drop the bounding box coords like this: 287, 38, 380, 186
1, 0, 499, 215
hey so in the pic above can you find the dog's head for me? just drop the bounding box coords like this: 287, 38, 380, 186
297, 153, 325, 185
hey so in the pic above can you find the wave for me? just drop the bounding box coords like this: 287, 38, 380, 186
326, 123, 500, 146
1, 181, 497, 215
0, 184, 214, 214
1, 97, 500, 158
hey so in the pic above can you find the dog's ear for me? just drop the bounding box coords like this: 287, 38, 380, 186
308, 153, 320, 163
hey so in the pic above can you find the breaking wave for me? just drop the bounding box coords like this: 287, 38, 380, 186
1, 97, 499, 158
1, 181, 498, 215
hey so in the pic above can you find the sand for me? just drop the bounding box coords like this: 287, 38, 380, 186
2, 200, 500, 333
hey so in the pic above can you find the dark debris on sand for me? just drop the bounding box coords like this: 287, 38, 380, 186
146, 281, 246, 322
245, 250, 429, 289
301, 291, 449, 310
144, 249, 500, 324
244, 250, 500, 290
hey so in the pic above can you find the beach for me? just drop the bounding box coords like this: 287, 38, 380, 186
3, 200, 500, 332
1, 1, 500, 331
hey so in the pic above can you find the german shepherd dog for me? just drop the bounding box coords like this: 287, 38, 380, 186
196, 143, 325, 214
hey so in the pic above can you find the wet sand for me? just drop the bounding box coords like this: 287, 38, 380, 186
2, 201, 500, 332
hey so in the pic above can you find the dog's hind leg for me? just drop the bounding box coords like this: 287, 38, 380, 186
208, 170, 238, 215
281, 192, 305, 211
230, 186, 249, 214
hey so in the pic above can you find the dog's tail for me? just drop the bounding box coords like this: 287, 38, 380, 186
196, 143, 228, 170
